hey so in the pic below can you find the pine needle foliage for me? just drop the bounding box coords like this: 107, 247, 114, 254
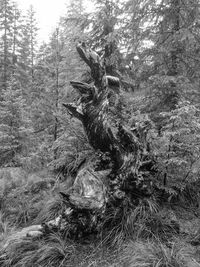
0, 76, 31, 167
149, 100, 200, 198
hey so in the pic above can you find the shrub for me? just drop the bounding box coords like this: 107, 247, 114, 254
149, 101, 200, 200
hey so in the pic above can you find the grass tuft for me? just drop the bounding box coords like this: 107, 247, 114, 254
120, 240, 194, 267
0, 232, 118, 267
101, 197, 159, 246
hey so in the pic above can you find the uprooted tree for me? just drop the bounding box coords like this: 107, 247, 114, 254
4, 42, 157, 241
40, 42, 156, 238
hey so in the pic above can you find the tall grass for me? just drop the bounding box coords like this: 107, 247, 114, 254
101, 196, 159, 246
0, 167, 199, 267
0, 232, 118, 267
120, 240, 194, 267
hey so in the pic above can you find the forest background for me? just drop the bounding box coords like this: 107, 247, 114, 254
1, 0, 200, 266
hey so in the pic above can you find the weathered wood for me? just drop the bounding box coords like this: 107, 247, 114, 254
10, 43, 154, 241
76, 42, 105, 87
62, 45, 155, 210
60, 167, 108, 210
62, 103, 83, 121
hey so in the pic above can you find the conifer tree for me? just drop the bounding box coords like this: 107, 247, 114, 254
0, 0, 15, 91
28, 31, 63, 167
131, 0, 200, 192
89, 0, 122, 74
11, 2, 21, 70
0, 74, 31, 166
19, 4, 38, 89
45, 28, 62, 159
46, 1, 92, 172
59, 0, 87, 84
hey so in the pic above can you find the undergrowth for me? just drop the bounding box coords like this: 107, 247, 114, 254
120, 239, 195, 267
1, 168, 200, 267
0, 233, 118, 267
1, 84, 200, 266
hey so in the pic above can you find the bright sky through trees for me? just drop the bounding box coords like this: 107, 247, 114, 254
16, 0, 94, 43
16, 0, 67, 42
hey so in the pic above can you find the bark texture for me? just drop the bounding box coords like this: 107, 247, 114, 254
64, 42, 153, 199
56, 43, 155, 238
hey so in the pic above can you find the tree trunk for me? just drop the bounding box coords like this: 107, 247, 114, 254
53, 28, 60, 159
52, 42, 154, 237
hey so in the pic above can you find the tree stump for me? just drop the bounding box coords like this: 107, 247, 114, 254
54, 42, 155, 237
13, 42, 155, 240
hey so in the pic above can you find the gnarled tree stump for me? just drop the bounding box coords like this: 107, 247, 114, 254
64, 42, 153, 198
9, 42, 155, 240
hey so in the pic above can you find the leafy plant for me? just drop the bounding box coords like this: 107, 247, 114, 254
149, 100, 200, 198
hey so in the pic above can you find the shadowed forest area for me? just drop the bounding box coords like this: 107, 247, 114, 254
1, 0, 200, 266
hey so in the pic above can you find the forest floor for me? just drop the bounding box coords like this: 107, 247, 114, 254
0, 167, 200, 267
